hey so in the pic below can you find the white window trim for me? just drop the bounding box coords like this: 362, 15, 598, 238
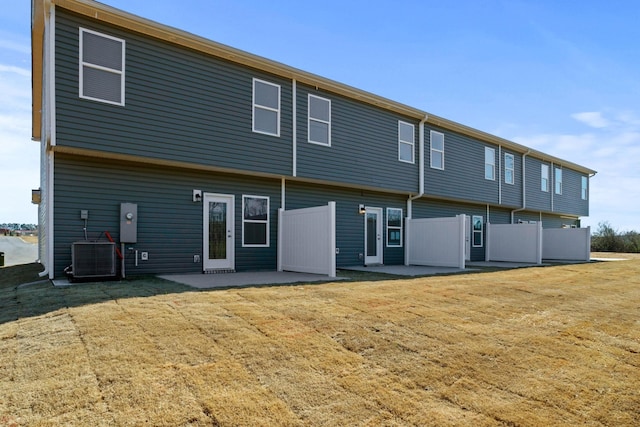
252, 78, 281, 137
242, 195, 270, 248
79, 27, 125, 106
485, 147, 496, 180
581, 176, 588, 200
398, 121, 415, 164
430, 130, 445, 170
307, 94, 331, 146
386, 207, 403, 247
541, 164, 549, 192
555, 167, 563, 195
472, 215, 483, 248
504, 153, 514, 185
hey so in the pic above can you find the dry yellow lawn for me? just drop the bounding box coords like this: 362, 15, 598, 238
1, 259, 639, 426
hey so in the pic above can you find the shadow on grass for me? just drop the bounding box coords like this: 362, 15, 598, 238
0, 264, 197, 326
0, 262, 545, 326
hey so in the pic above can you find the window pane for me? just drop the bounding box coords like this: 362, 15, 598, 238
505, 169, 513, 184
254, 81, 279, 109
244, 223, 267, 245
431, 132, 444, 150
431, 151, 443, 169
485, 148, 495, 164
244, 197, 268, 221
399, 142, 413, 162
387, 209, 402, 227
309, 120, 329, 144
473, 231, 482, 247
485, 164, 494, 180
254, 108, 278, 134
310, 96, 330, 121
387, 230, 401, 246
83, 66, 122, 103
83, 31, 122, 70
399, 122, 414, 143
505, 154, 514, 169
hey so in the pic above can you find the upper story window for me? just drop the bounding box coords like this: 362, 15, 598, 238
386, 208, 403, 247
308, 94, 331, 146
504, 153, 515, 184
398, 121, 415, 163
242, 195, 269, 247
541, 164, 549, 192
484, 147, 496, 180
253, 78, 280, 136
555, 167, 563, 195
79, 28, 125, 106
581, 176, 588, 200
430, 131, 445, 170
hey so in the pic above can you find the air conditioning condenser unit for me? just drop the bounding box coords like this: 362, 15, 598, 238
71, 241, 116, 279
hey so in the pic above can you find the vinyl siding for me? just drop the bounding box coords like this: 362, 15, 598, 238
424, 125, 500, 204
55, 11, 292, 176
284, 181, 407, 266
296, 84, 419, 192
554, 168, 589, 216
525, 157, 552, 212
53, 154, 281, 277
501, 150, 522, 207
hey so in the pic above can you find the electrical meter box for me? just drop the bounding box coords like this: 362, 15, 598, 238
120, 203, 138, 243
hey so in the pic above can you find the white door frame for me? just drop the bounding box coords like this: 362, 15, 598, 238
465, 215, 471, 261
203, 193, 235, 271
364, 206, 383, 265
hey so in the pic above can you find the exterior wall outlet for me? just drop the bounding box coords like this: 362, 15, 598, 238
194, 255, 200, 263
335, 248, 340, 254
140, 252, 148, 260
358, 253, 364, 260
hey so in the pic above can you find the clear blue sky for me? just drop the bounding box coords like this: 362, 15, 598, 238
2, 1, 639, 232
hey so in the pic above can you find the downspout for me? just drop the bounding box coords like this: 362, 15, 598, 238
292, 79, 297, 177
550, 161, 554, 212
407, 114, 428, 216
498, 145, 502, 205
511, 150, 530, 223
39, 3, 56, 279
406, 115, 428, 266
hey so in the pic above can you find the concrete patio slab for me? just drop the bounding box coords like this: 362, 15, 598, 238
159, 271, 344, 289
466, 261, 546, 268
340, 265, 472, 276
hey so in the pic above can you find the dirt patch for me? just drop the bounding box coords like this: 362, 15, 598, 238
0, 260, 638, 425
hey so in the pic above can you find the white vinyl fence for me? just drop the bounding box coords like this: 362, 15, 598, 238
277, 202, 336, 277
486, 222, 542, 264
406, 215, 466, 269
543, 227, 591, 261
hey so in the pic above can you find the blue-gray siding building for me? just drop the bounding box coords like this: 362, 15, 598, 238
31, 0, 595, 279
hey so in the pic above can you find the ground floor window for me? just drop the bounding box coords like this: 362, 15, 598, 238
242, 195, 269, 247
472, 215, 483, 247
386, 208, 403, 247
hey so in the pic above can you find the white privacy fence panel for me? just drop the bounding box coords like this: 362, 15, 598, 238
406, 215, 465, 269
278, 202, 336, 277
487, 223, 542, 264
543, 227, 591, 261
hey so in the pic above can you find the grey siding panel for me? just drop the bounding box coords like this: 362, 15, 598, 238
424, 125, 500, 204
554, 168, 589, 216
500, 150, 522, 207
525, 157, 552, 212
488, 207, 512, 225
55, 11, 292, 176
296, 84, 419, 193
285, 182, 407, 266
53, 154, 281, 277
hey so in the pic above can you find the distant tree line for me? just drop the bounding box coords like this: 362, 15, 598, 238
0, 224, 37, 231
591, 222, 640, 253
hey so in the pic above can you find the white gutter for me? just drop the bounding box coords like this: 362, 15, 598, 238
511, 149, 530, 223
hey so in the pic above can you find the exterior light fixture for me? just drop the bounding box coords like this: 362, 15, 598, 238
359, 204, 366, 214
193, 189, 202, 202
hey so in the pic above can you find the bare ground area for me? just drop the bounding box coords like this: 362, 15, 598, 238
0, 259, 639, 426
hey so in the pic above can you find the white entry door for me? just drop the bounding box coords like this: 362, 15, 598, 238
465, 215, 471, 261
203, 193, 235, 271
364, 207, 383, 265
